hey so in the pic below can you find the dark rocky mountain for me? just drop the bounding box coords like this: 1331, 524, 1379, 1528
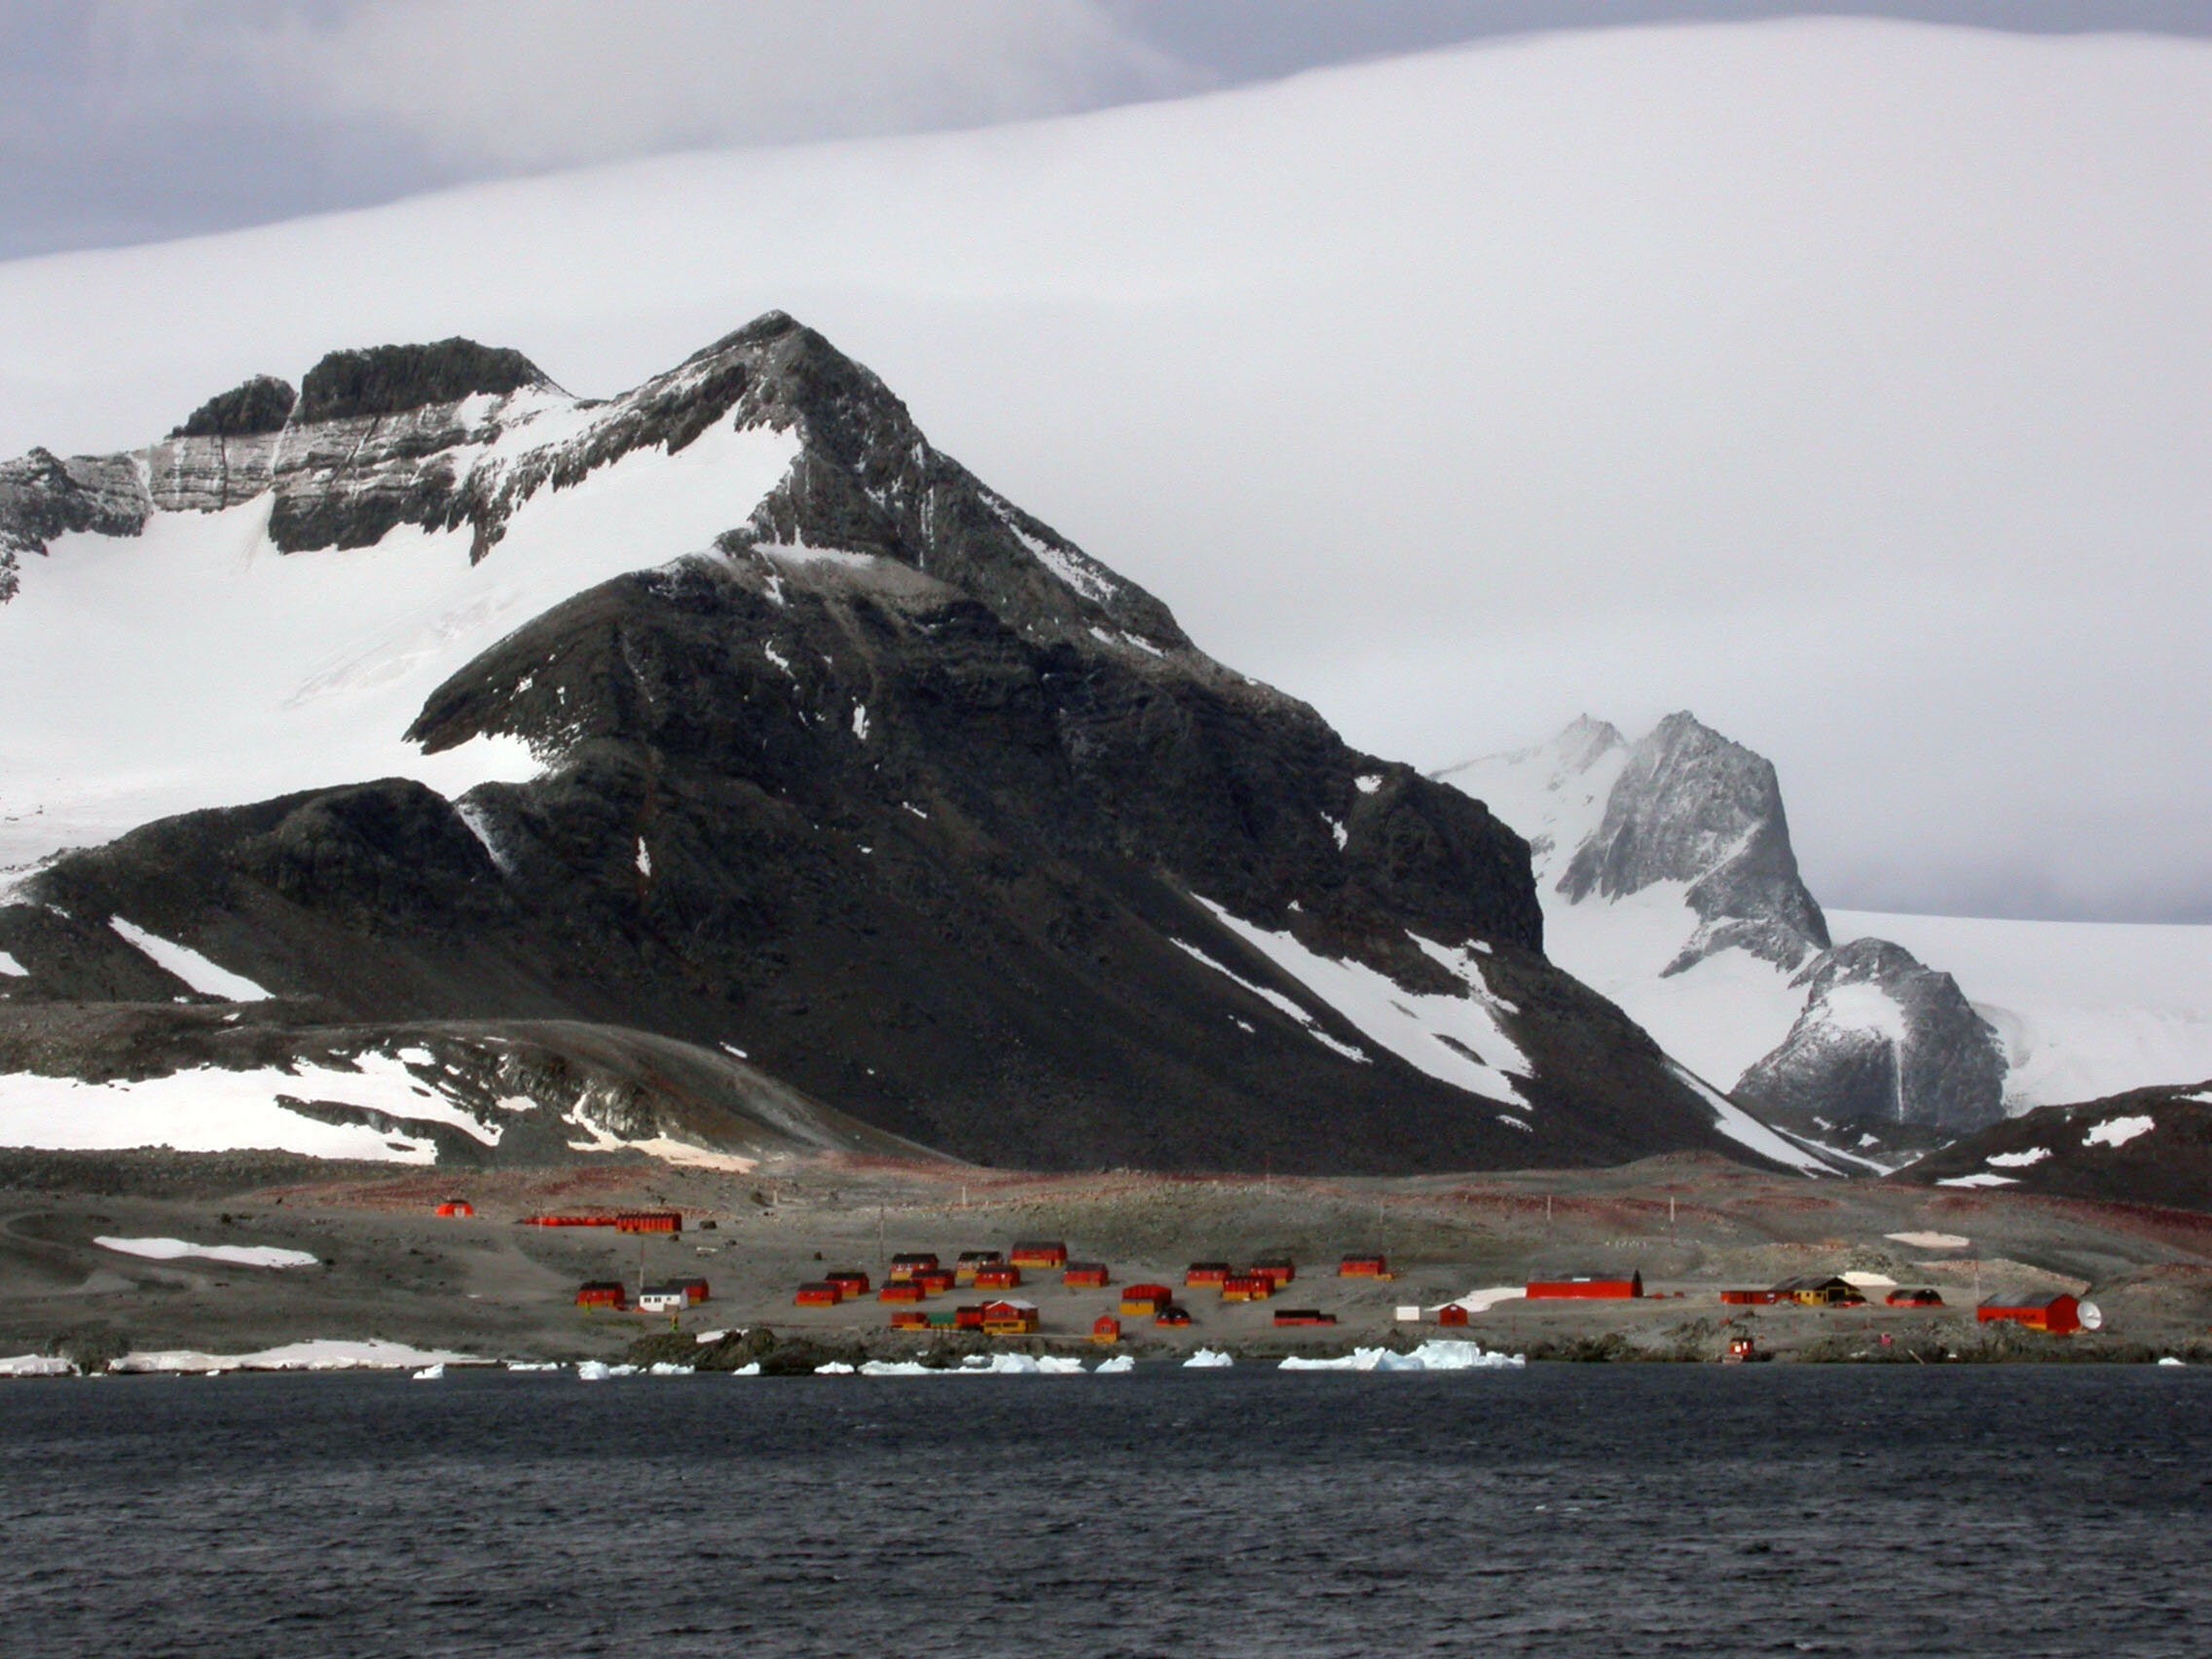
0, 313, 1798, 1175
1735, 939, 2006, 1149
1558, 711, 1830, 976
1899, 1081, 2212, 1212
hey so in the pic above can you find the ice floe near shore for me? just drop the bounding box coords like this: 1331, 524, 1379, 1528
1279, 1341, 1523, 1372
111, 1340, 482, 1374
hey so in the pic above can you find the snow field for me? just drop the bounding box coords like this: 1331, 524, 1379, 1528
0, 1051, 505, 1162
1195, 897, 1530, 1106
0, 416, 799, 868
107, 918, 273, 1001
94, 1235, 318, 1269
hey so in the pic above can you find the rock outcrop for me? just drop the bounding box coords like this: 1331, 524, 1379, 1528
1734, 939, 2006, 1146
1558, 712, 1829, 976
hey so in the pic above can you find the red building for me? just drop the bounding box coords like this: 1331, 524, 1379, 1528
954, 1251, 1005, 1285
1273, 1309, 1337, 1327
575, 1281, 627, 1309
1185, 1262, 1233, 1287
1154, 1307, 1193, 1328
1120, 1284, 1174, 1315
1436, 1304, 1470, 1327
1528, 1272, 1643, 1300
435, 1199, 474, 1219
914, 1269, 957, 1295
1091, 1315, 1123, 1345
953, 1305, 988, 1330
1719, 1289, 1780, 1306
1888, 1288, 1945, 1309
615, 1211, 682, 1235
1221, 1274, 1274, 1303
1063, 1263, 1111, 1289
670, 1277, 710, 1306
979, 1299, 1039, 1335
1979, 1293, 2087, 1334
1010, 1241, 1068, 1269
826, 1271, 871, 1296
889, 1310, 932, 1331
973, 1265, 1022, 1291
1250, 1260, 1296, 1286
794, 1282, 842, 1307
889, 1252, 940, 1280
879, 1282, 926, 1304
1339, 1255, 1393, 1280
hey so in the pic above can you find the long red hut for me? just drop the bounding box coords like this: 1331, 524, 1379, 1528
1979, 1293, 2087, 1334
1527, 1271, 1642, 1300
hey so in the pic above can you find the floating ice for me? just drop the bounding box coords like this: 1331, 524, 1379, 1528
0, 1354, 74, 1379
1092, 1355, 1135, 1374
411, 1364, 446, 1382
1183, 1349, 1234, 1369
1280, 1341, 1523, 1372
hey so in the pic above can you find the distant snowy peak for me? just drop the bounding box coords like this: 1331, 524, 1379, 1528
1735, 938, 2006, 1144
1438, 712, 2005, 1145
1433, 716, 1626, 882
1558, 712, 1829, 976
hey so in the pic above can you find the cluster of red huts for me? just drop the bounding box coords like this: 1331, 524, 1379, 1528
529, 1210, 683, 1235
793, 1243, 1094, 1337
780, 1244, 1399, 1340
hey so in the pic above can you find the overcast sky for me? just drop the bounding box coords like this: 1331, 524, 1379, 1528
1, 6, 2206, 927
4, 1, 2212, 258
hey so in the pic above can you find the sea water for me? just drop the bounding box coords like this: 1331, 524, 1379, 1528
1, 1365, 2205, 1656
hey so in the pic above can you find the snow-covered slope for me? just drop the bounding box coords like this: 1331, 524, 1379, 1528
1830, 910, 2212, 1110
0, 366, 798, 869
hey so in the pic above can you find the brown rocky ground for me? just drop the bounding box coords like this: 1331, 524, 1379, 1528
5, 1149, 2210, 1368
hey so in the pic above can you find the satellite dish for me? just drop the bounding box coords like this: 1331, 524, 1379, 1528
2078, 1301, 2104, 1332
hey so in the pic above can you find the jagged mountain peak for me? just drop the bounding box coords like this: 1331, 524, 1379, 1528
1558, 710, 1829, 975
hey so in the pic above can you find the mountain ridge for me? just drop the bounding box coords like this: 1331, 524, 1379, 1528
1, 314, 1824, 1177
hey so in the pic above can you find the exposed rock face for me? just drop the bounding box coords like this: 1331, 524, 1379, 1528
1735, 939, 2006, 1145
170, 375, 297, 438
293, 340, 546, 423
1559, 711, 1830, 976
0, 313, 1780, 1175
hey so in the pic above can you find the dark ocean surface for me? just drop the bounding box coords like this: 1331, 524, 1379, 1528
2, 1364, 2207, 1657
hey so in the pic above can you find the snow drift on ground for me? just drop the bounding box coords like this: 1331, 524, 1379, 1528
94, 1235, 317, 1269
0, 20, 2202, 926
1830, 910, 2212, 1109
